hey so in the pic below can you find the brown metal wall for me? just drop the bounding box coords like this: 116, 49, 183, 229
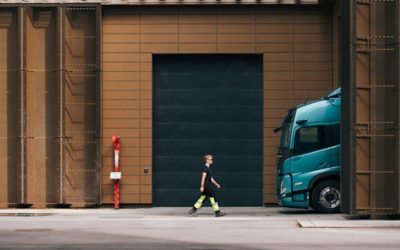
0, 6, 101, 208
0, 8, 21, 207
101, 5, 335, 205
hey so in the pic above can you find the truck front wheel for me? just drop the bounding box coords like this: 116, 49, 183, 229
311, 180, 341, 213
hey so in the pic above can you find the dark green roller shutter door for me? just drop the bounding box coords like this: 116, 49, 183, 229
153, 54, 263, 206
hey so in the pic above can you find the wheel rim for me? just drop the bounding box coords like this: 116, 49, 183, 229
319, 187, 340, 209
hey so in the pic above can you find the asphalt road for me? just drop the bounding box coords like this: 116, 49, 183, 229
0, 207, 399, 250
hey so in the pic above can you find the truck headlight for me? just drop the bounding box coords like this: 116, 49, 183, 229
280, 180, 287, 195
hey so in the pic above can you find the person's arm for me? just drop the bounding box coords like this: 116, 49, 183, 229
211, 177, 221, 189
200, 172, 206, 192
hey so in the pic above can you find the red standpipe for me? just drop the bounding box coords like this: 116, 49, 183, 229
112, 136, 120, 209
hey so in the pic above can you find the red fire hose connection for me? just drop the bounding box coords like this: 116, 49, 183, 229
111, 136, 121, 209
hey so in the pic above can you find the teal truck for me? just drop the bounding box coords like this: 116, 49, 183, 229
275, 88, 341, 213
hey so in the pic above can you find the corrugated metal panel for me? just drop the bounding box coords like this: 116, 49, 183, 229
101, 5, 334, 205
342, 0, 400, 216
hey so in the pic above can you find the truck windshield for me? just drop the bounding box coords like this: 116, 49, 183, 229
279, 111, 294, 149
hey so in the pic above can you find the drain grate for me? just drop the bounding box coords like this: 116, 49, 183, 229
15, 229, 52, 232
0, 213, 53, 217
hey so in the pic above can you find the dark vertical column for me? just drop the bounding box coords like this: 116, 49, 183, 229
341, 0, 356, 215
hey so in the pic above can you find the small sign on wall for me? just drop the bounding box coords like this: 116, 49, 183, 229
110, 172, 121, 180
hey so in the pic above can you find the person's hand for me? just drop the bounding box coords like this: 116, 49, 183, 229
200, 186, 204, 192
216, 184, 221, 189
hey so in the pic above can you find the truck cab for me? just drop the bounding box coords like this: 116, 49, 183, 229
275, 88, 341, 213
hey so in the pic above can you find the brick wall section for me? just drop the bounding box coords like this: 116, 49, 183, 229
102, 5, 334, 205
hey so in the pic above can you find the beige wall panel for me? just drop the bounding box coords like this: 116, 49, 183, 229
141, 185, 152, 194
263, 108, 288, 119
103, 63, 140, 72
140, 119, 152, 129
103, 43, 139, 53
140, 15, 178, 24
103, 119, 140, 129
295, 34, 332, 43
103, 184, 140, 194
256, 14, 294, 24
256, 34, 294, 43
179, 15, 217, 24
140, 138, 152, 147
103, 100, 140, 110
140, 194, 152, 204
179, 43, 218, 53
295, 71, 332, 81
103, 72, 139, 81
217, 43, 255, 53
295, 61, 332, 71
103, 157, 141, 166
103, 34, 139, 43
141, 24, 178, 33
102, 194, 140, 203
103, 53, 140, 63
103, 82, 141, 91
140, 175, 152, 185
264, 62, 293, 71
140, 91, 152, 100
295, 23, 332, 34
264, 81, 294, 90
264, 90, 294, 99
179, 34, 217, 43
140, 110, 153, 119
294, 43, 332, 52
218, 15, 255, 24
265, 71, 294, 81
141, 34, 178, 43
103, 91, 140, 100
295, 52, 332, 62
103, 110, 140, 119
218, 34, 255, 43
256, 43, 293, 53
102, 137, 140, 147
264, 147, 278, 157
140, 63, 152, 72
140, 129, 152, 138
294, 13, 332, 24
265, 100, 295, 109
219, 24, 254, 33
295, 80, 333, 89
102, 146, 140, 157
179, 24, 217, 33
264, 53, 294, 62
103, 129, 140, 138
256, 24, 294, 34
103, 14, 139, 24
103, 24, 139, 34
140, 157, 153, 166
141, 43, 178, 53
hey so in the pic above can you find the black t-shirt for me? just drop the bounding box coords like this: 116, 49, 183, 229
202, 165, 212, 186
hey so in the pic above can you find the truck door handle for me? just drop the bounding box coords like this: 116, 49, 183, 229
318, 162, 329, 169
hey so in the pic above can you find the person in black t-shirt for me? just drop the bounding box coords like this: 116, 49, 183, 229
188, 155, 226, 217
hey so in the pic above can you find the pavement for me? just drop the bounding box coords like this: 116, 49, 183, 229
0, 207, 399, 249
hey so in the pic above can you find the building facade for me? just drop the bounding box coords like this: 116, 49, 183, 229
1, 0, 399, 215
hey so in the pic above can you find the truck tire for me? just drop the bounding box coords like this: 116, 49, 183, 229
311, 180, 341, 213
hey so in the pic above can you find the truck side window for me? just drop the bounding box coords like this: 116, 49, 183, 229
324, 124, 340, 147
293, 126, 321, 155
294, 124, 340, 156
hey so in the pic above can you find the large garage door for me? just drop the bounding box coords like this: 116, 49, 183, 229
153, 54, 263, 206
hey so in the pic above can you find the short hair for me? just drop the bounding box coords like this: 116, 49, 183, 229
204, 154, 213, 162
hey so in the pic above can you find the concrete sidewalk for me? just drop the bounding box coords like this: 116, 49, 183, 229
1, 207, 399, 228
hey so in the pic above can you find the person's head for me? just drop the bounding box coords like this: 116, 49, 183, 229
204, 154, 213, 166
